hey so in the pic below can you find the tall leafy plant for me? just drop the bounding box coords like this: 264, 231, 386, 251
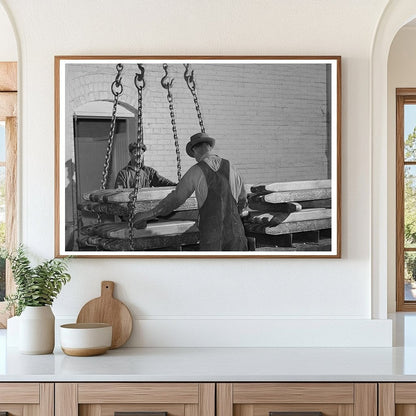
5, 246, 71, 316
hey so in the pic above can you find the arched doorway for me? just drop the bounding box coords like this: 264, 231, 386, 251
66, 100, 136, 251
0, 0, 19, 327
371, 0, 416, 318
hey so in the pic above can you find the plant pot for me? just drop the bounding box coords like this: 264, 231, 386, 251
19, 305, 55, 354
6, 315, 20, 347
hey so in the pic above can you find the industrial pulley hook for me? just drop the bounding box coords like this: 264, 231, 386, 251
161, 63, 174, 90
183, 64, 195, 89
134, 64, 145, 88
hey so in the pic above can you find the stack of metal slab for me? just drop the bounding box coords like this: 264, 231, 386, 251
77, 187, 199, 251
244, 180, 332, 250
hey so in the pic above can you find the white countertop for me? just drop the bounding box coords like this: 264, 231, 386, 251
2, 336, 416, 382
2, 313, 416, 382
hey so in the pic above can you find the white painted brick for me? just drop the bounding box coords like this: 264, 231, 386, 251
65, 62, 332, 185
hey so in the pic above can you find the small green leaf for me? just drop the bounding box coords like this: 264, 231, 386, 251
5, 245, 71, 315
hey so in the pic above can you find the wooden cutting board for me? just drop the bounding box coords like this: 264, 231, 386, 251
76, 281, 133, 349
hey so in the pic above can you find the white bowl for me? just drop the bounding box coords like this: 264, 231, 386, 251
60, 323, 112, 356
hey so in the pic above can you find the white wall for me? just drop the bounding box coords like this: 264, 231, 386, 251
0, 0, 394, 347
387, 26, 416, 312
65, 63, 331, 185
0, 2, 16, 61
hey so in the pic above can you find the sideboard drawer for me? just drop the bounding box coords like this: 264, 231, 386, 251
378, 383, 416, 415
56, 383, 215, 416
217, 383, 376, 416
0, 383, 53, 416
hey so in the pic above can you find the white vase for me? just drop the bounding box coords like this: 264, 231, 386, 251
6, 315, 20, 347
19, 305, 55, 354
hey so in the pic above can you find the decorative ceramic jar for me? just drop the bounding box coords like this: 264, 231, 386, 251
19, 305, 55, 354
6, 315, 20, 347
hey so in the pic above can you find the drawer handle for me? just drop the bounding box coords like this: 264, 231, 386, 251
115, 412, 168, 416
270, 413, 323, 416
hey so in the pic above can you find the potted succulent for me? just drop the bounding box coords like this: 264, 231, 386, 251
4, 245, 71, 354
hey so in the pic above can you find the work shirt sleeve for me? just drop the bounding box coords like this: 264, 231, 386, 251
229, 165, 247, 213
152, 165, 203, 217
237, 177, 247, 213
114, 170, 127, 189
149, 167, 177, 187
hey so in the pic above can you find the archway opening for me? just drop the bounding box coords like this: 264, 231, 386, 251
371, 1, 416, 323
0, 1, 19, 328
387, 18, 416, 312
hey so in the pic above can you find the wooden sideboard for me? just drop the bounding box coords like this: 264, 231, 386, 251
2, 382, 416, 416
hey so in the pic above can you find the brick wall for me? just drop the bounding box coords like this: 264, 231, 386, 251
65, 61, 330, 188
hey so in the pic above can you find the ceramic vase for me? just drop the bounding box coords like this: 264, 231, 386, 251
19, 305, 55, 354
6, 315, 20, 347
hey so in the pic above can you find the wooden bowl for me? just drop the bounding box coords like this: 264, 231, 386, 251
60, 323, 112, 356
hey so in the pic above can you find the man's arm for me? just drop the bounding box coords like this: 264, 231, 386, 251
230, 165, 247, 214
237, 184, 247, 214
133, 166, 200, 227
114, 170, 127, 189
149, 168, 177, 187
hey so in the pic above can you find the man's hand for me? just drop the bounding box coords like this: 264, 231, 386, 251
132, 210, 157, 229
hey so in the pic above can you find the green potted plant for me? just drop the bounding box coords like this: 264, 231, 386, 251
4, 245, 71, 354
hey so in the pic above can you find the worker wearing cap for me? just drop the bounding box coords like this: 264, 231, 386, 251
114, 142, 176, 189
132, 132, 248, 251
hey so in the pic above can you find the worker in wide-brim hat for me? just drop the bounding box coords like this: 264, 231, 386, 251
114, 141, 176, 189
132, 132, 248, 251
185, 132, 215, 157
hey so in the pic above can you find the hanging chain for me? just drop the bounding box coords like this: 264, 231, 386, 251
183, 64, 205, 133
161, 64, 182, 181
128, 64, 146, 250
96, 64, 123, 223
101, 63, 123, 190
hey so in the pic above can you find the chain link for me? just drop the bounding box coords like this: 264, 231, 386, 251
97, 63, 123, 223
128, 64, 146, 250
161, 64, 182, 181
100, 63, 205, 248
183, 64, 205, 133
101, 63, 123, 190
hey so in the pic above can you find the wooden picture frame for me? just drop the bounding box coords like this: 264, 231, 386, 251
55, 56, 341, 258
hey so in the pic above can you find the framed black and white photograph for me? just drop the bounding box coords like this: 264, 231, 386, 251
55, 56, 341, 258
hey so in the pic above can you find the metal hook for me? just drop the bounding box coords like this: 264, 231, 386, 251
136, 64, 145, 80
134, 64, 145, 89
183, 64, 194, 83
183, 64, 195, 90
161, 63, 174, 90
